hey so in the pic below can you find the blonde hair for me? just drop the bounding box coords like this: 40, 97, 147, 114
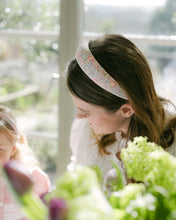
0, 105, 38, 168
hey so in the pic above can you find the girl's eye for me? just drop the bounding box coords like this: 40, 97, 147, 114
76, 108, 90, 118
78, 109, 89, 115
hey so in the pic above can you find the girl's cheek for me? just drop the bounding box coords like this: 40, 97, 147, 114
76, 112, 85, 119
89, 117, 98, 126
0, 155, 8, 166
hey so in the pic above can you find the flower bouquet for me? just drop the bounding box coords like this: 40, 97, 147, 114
2, 137, 176, 220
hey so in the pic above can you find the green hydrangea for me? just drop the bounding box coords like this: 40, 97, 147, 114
121, 136, 176, 192
46, 165, 116, 220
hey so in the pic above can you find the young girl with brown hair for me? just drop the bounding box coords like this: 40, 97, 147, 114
0, 105, 50, 219
66, 34, 176, 187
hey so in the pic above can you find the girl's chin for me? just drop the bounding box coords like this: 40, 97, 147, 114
89, 123, 115, 135
93, 127, 117, 135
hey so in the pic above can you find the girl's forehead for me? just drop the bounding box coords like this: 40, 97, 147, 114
71, 94, 105, 113
71, 94, 92, 109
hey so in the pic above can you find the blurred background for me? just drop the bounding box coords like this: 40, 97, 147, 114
0, 0, 176, 184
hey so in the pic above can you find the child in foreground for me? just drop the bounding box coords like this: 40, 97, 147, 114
0, 105, 50, 220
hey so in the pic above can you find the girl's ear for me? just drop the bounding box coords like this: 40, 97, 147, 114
120, 103, 134, 118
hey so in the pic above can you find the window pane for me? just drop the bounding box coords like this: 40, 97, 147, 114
0, 39, 58, 181
0, 0, 59, 31
133, 41, 176, 105
0, 0, 60, 183
84, 0, 176, 105
84, 0, 176, 35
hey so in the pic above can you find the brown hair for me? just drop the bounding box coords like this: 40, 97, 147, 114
67, 34, 176, 154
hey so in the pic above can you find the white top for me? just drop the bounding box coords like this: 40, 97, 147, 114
70, 111, 176, 187
70, 118, 128, 187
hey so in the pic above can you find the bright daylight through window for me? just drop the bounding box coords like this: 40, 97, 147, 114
84, 0, 176, 104
0, 0, 60, 182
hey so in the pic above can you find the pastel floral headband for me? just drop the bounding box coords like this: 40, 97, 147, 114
0, 112, 18, 134
75, 44, 128, 100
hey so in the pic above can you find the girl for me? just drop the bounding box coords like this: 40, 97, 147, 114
66, 34, 176, 187
0, 105, 50, 219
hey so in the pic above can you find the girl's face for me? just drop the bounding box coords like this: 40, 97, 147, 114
71, 94, 131, 135
0, 132, 16, 166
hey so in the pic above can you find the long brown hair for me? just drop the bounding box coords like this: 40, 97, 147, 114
67, 34, 176, 154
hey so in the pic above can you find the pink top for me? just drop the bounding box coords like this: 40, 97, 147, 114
0, 167, 50, 220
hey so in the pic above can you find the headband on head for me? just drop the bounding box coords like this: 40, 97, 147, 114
75, 44, 128, 100
0, 112, 18, 134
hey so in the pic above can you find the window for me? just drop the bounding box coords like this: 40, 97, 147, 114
0, 0, 60, 182
84, 0, 176, 104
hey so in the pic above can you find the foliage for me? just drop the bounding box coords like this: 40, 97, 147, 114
121, 137, 176, 192
148, 0, 176, 70
108, 136, 176, 219
0, 0, 59, 63
0, 0, 59, 31
30, 138, 57, 172
3, 136, 176, 219
149, 0, 176, 35
0, 78, 41, 110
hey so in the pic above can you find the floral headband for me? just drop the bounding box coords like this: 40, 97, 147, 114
0, 112, 18, 134
75, 44, 128, 100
